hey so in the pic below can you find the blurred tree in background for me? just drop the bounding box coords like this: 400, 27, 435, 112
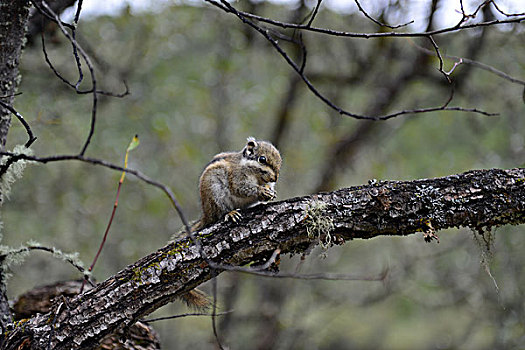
1, 0, 524, 348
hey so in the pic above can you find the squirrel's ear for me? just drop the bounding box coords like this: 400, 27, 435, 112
243, 137, 258, 157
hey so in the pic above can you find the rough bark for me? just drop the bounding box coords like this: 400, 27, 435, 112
0, 0, 31, 335
0, 0, 30, 149
12, 281, 161, 349
3, 167, 524, 349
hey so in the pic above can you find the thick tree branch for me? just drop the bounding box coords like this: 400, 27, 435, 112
4, 167, 524, 349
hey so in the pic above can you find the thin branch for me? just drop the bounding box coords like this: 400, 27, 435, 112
458, 0, 467, 24
2, 245, 94, 286
491, 1, 525, 17
306, 0, 323, 28
458, 57, 525, 85
453, 0, 490, 27
70, 0, 84, 89
0, 101, 37, 147
379, 104, 498, 120
73, 0, 83, 24
225, 267, 387, 282
440, 85, 455, 109
208, 249, 282, 274
471, 0, 492, 19
30, 0, 75, 30
428, 35, 451, 83
205, 0, 525, 38
298, 32, 307, 74
0, 153, 23, 179
36, 1, 129, 157
207, 0, 498, 120
353, 0, 414, 29
40, 27, 129, 97
412, 42, 525, 86
211, 270, 225, 350
445, 58, 463, 75
40, 28, 75, 87
39, 1, 97, 156
142, 311, 232, 323
194, 247, 386, 284
32, 2, 96, 156
0, 151, 193, 234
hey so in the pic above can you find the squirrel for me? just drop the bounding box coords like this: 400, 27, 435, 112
179, 137, 282, 309
192, 136, 282, 231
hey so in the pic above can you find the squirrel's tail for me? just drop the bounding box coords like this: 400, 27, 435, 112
179, 289, 211, 310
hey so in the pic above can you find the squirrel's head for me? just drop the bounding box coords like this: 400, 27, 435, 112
242, 137, 282, 183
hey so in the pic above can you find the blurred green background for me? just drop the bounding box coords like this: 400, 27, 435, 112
3, 1, 525, 348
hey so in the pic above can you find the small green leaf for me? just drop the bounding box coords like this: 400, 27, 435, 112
127, 134, 140, 152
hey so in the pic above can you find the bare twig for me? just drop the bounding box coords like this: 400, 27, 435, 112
491, 1, 525, 17
471, 0, 492, 19
70, 0, 84, 89
440, 85, 455, 109
305, 0, 323, 28
141, 311, 232, 323
211, 270, 225, 350
35, 1, 129, 156
428, 35, 451, 83
412, 42, 525, 86
223, 266, 387, 282
36, 1, 98, 155
0, 151, 193, 235
298, 32, 307, 74
445, 58, 463, 76
207, 0, 497, 121
353, 0, 414, 29
30, 0, 75, 30
40, 28, 129, 97
0, 101, 37, 147
205, 0, 524, 38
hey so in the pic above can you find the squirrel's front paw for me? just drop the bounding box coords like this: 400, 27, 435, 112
224, 209, 242, 223
259, 184, 276, 201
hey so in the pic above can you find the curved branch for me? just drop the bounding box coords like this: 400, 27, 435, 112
0, 151, 192, 234
2, 245, 93, 286
353, 0, 414, 29
205, 0, 498, 120
414, 43, 525, 86
0, 101, 37, 147
3, 167, 524, 349
205, 0, 525, 38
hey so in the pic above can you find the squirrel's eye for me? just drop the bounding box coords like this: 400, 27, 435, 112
258, 156, 267, 164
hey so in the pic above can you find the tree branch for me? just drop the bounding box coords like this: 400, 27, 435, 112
3, 167, 524, 349
205, 0, 499, 121
205, 0, 524, 38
